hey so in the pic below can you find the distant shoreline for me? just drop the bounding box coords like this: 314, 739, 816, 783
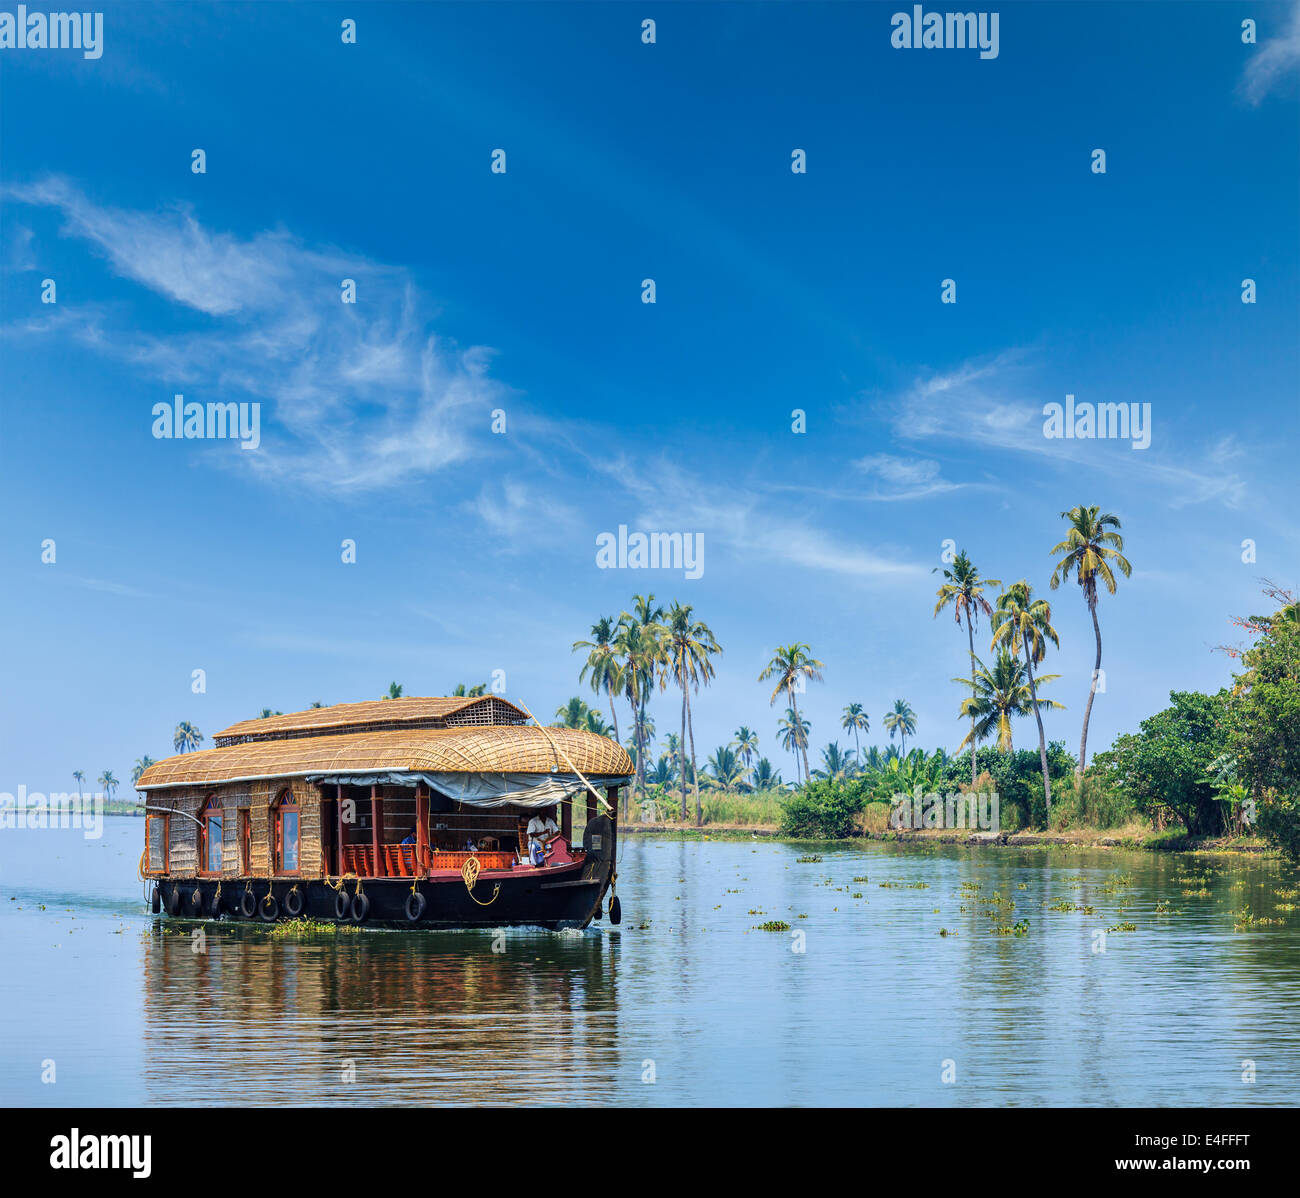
619, 824, 1273, 855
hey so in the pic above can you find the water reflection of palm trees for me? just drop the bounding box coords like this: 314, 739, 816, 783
141, 926, 621, 1104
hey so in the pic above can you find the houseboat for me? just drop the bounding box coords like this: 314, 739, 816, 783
136, 696, 632, 930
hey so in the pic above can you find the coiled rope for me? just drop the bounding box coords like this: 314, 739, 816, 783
461, 855, 499, 906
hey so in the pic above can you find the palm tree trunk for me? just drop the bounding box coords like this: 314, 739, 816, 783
1078, 598, 1103, 776
679, 684, 688, 822
966, 614, 979, 788
626, 692, 639, 818
608, 689, 620, 744
1023, 629, 1053, 826
686, 685, 701, 825
790, 685, 810, 783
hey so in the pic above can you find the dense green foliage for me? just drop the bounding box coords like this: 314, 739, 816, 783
779, 778, 872, 839
1091, 691, 1233, 835
939, 744, 1075, 829
1230, 604, 1300, 860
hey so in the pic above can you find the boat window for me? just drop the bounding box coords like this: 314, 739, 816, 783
239, 809, 252, 874
275, 790, 300, 874
200, 795, 223, 874
146, 813, 169, 873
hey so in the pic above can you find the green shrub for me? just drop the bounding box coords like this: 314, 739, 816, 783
778, 778, 869, 838
1049, 771, 1138, 830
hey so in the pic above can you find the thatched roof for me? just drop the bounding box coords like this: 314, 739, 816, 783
215, 696, 529, 745
137, 724, 633, 791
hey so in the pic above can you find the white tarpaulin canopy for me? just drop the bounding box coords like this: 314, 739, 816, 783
303, 771, 625, 811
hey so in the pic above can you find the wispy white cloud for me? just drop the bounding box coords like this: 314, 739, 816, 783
4, 178, 505, 492
69, 575, 151, 599
885, 353, 1249, 510
1240, 2, 1300, 105
851, 453, 967, 501
592, 457, 931, 586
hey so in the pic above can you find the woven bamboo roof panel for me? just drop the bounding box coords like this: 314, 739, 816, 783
215, 696, 529, 745
138, 725, 633, 790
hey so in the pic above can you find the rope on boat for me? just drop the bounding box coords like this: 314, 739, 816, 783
514, 703, 614, 817
461, 855, 499, 906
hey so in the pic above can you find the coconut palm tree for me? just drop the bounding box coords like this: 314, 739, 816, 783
573, 615, 624, 743
759, 644, 824, 784
751, 758, 783, 790
72, 770, 85, 802
616, 607, 665, 805
841, 703, 869, 764
451, 682, 488, 696
992, 580, 1062, 820
731, 726, 760, 780
706, 745, 747, 793
553, 697, 610, 737
934, 550, 1002, 787
663, 732, 682, 784
258, 707, 282, 719
663, 601, 721, 824
382, 682, 403, 700
173, 721, 203, 754
309, 701, 325, 709
1049, 505, 1131, 774
860, 746, 887, 774
882, 700, 916, 757
776, 707, 811, 783
814, 741, 855, 781
554, 696, 591, 727
131, 756, 155, 787
957, 650, 1063, 753
97, 770, 118, 803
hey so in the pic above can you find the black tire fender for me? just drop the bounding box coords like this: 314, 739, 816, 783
165, 887, 181, 916
350, 892, 370, 923
150, 885, 161, 915
259, 892, 280, 922
283, 888, 304, 917
404, 891, 427, 922
334, 889, 350, 920
609, 894, 622, 925
239, 890, 257, 919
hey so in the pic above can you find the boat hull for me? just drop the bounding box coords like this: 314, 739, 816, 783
153, 859, 612, 930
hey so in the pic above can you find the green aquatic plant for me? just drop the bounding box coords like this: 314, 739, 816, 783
755, 920, 791, 932
1235, 908, 1285, 930
796, 855, 822, 864
1107, 921, 1138, 932
266, 918, 360, 938
992, 920, 1030, 937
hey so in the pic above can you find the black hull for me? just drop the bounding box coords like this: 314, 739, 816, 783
154, 867, 610, 931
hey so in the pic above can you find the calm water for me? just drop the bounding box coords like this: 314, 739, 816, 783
3, 818, 1300, 1106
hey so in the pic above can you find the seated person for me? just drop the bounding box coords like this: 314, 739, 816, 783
525, 806, 560, 866
400, 827, 417, 846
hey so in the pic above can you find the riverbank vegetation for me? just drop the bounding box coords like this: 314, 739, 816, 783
563, 510, 1296, 862
108, 505, 1293, 860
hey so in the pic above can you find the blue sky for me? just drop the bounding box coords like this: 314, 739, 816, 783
2, 1, 1297, 791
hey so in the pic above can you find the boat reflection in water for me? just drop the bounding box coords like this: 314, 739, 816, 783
140, 921, 622, 1104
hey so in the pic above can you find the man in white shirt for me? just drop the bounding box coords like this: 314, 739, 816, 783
525, 806, 560, 864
